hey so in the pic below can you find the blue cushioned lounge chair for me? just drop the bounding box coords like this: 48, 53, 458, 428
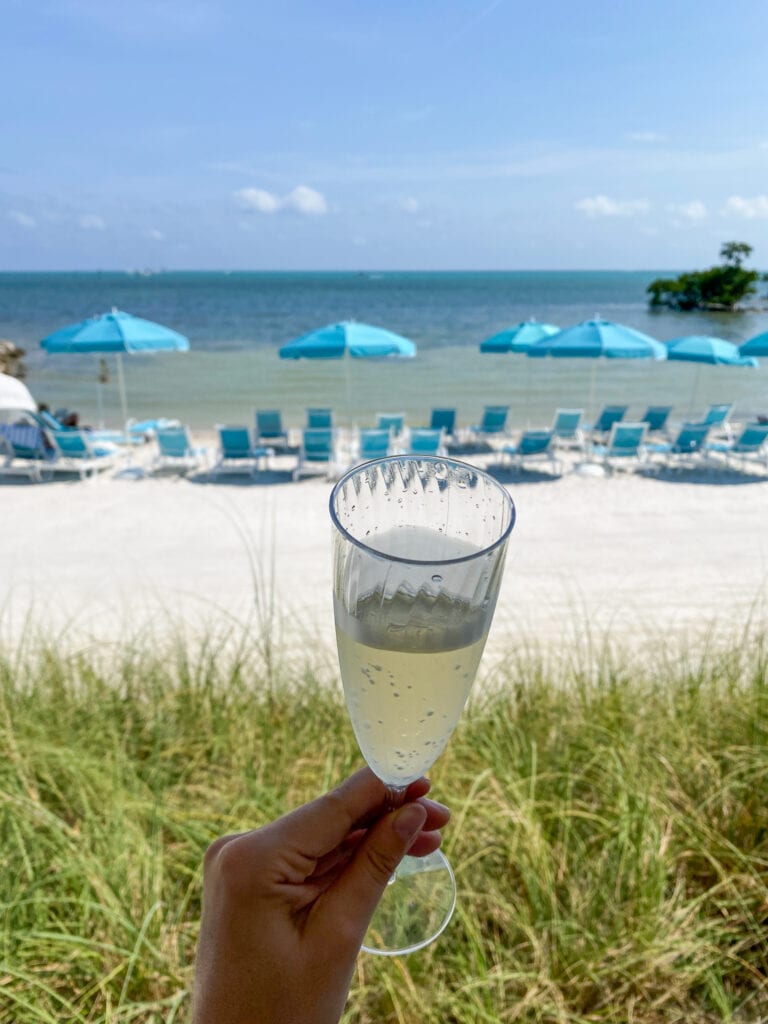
0, 423, 50, 481
688, 403, 734, 440
407, 428, 447, 457
646, 423, 710, 471
551, 408, 584, 449
429, 408, 456, 439
255, 409, 290, 449
640, 405, 673, 435
591, 422, 648, 473
356, 428, 393, 463
49, 429, 120, 479
469, 405, 510, 443
152, 426, 206, 474
214, 426, 272, 477
501, 429, 561, 474
706, 422, 768, 473
306, 407, 334, 429
293, 428, 338, 480
376, 413, 406, 438
588, 405, 628, 437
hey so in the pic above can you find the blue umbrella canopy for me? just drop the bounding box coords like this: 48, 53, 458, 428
739, 331, 768, 358
527, 318, 666, 360
279, 321, 416, 360
665, 336, 757, 417
41, 309, 190, 354
666, 335, 758, 367
480, 320, 560, 354
40, 308, 190, 427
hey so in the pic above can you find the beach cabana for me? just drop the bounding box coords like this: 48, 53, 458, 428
40, 309, 190, 430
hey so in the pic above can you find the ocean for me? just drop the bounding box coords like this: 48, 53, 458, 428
1, 271, 766, 430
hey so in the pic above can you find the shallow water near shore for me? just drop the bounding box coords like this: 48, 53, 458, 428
2, 270, 767, 430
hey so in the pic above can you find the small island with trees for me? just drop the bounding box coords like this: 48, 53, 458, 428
647, 241, 766, 311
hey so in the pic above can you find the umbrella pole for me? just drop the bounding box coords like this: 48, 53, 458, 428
96, 382, 104, 429
116, 353, 129, 429
589, 361, 597, 423
689, 365, 701, 418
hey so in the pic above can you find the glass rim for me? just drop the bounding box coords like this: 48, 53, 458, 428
329, 454, 516, 567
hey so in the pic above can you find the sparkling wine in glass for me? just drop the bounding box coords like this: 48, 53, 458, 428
330, 455, 515, 955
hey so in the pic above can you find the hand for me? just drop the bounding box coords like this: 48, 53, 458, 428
191, 767, 451, 1024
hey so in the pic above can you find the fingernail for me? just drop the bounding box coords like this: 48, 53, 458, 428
393, 803, 427, 840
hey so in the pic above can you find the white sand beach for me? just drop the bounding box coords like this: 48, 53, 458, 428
2, 446, 767, 669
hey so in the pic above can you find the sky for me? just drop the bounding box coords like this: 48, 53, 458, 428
3, 0, 768, 271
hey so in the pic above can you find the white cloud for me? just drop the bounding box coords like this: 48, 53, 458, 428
626, 131, 664, 143
668, 200, 708, 222
722, 194, 768, 218
234, 187, 282, 213
400, 196, 420, 214
8, 210, 36, 228
147, 228, 165, 240
80, 213, 106, 230
574, 195, 651, 217
234, 184, 328, 216
283, 185, 327, 215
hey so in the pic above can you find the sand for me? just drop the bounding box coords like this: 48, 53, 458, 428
1, 445, 767, 668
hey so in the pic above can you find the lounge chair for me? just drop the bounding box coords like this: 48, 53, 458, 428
256, 409, 290, 450
0, 422, 51, 481
591, 422, 648, 473
501, 430, 561, 474
355, 428, 393, 463
213, 426, 273, 477
376, 413, 406, 439
152, 426, 206, 474
469, 405, 510, 444
640, 405, 673, 435
407, 428, 447, 457
429, 408, 457, 439
688, 403, 734, 441
587, 405, 628, 437
293, 427, 339, 480
48, 429, 120, 479
551, 409, 584, 449
306, 407, 334, 429
646, 423, 711, 472
705, 423, 768, 473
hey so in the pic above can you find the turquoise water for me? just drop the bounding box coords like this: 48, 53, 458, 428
1, 271, 766, 429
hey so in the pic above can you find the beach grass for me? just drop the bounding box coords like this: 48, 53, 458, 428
1, 629, 767, 1023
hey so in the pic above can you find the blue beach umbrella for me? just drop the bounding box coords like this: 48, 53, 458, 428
666, 335, 758, 415
479, 320, 560, 354
479, 320, 560, 426
279, 320, 416, 360
41, 308, 190, 426
526, 318, 666, 418
739, 331, 768, 358
279, 321, 416, 421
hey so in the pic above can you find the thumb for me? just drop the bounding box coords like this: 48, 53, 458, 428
318, 802, 428, 940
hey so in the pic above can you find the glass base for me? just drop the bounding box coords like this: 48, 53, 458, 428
361, 849, 457, 956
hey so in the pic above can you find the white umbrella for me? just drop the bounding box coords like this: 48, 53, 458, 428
0, 373, 36, 414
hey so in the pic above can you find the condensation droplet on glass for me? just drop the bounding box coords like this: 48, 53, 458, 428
431, 574, 442, 584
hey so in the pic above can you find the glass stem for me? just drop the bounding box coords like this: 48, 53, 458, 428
383, 784, 408, 813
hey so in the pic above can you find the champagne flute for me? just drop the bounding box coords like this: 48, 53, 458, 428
329, 455, 515, 955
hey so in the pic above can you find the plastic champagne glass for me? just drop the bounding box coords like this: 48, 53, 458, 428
329, 455, 515, 955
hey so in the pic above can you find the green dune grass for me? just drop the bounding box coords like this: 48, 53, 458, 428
1, 629, 766, 1023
